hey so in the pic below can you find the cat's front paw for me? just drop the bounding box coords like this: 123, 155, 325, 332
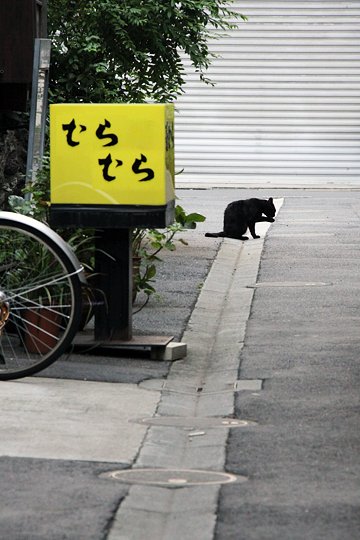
269, 217, 275, 222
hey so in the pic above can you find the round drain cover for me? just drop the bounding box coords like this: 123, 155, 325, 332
100, 468, 245, 487
133, 416, 257, 428
251, 281, 331, 288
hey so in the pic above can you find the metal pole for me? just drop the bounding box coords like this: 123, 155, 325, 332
25, 38, 51, 197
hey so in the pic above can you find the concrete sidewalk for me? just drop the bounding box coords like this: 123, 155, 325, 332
0, 189, 359, 540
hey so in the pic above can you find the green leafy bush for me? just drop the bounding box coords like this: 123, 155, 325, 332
48, 0, 245, 103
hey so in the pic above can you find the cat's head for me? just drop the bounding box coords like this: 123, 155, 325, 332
264, 197, 276, 218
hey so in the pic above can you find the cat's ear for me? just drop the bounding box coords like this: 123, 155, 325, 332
268, 197, 273, 203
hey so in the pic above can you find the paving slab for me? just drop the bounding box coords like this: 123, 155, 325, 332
0, 378, 159, 463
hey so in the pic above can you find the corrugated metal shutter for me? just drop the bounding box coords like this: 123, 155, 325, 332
174, 1, 360, 187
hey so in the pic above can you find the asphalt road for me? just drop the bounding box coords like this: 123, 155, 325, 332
216, 191, 360, 540
0, 188, 359, 539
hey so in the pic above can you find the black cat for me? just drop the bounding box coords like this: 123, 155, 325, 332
205, 197, 276, 241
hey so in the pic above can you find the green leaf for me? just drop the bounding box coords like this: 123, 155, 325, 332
185, 212, 206, 223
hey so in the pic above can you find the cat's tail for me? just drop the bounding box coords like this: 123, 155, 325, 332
205, 232, 225, 238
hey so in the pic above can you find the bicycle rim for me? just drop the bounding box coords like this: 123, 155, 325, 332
0, 219, 82, 379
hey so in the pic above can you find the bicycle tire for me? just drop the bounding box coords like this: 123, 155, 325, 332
0, 213, 84, 380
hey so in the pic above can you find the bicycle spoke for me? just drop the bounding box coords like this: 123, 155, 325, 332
0, 215, 83, 379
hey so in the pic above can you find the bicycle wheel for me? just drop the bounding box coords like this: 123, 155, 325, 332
0, 212, 84, 380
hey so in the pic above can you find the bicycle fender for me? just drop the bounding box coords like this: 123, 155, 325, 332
0, 212, 86, 284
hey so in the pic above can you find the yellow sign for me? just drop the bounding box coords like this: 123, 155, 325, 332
50, 103, 175, 206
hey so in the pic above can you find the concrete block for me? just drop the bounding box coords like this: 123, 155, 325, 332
151, 342, 187, 361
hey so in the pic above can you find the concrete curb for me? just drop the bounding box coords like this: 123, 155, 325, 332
108, 201, 283, 539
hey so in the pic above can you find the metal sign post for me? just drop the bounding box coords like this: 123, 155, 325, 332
26, 38, 51, 191
49, 103, 177, 352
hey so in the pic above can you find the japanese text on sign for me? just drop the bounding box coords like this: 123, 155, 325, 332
50, 103, 175, 206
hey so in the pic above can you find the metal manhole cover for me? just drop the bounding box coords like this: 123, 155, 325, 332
271, 233, 334, 238
249, 281, 331, 288
132, 416, 257, 428
100, 468, 246, 487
